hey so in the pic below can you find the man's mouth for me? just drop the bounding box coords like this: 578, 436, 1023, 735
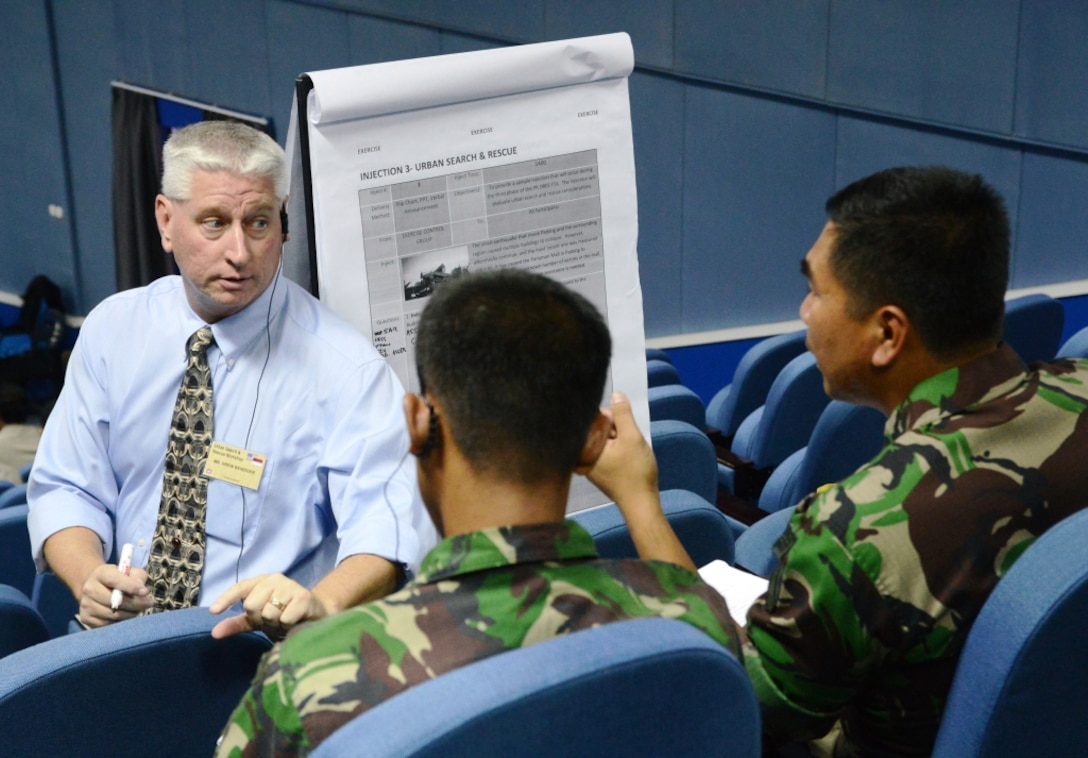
218, 276, 250, 291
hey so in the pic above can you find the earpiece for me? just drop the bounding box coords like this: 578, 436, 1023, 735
417, 400, 440, 459
279, 204, 289, 241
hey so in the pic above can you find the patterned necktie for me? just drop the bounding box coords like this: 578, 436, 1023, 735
145, 326, 215, 612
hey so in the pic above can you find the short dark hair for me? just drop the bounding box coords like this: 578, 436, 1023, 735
0, 382, 28, 424
826, 166, 1009, 360
415, 268, 612, 483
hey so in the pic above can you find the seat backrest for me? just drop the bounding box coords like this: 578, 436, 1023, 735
650, 419, 717, 504
931, 507, 1088, 758
0, 505, 35, 598
310, 616, 760, 758
706, 329, 808, 439
572, 488, 735, 567
648, 384, 706, 429
646, 358, 682, 387
0, 607, 272, 758
1003, 293, 1065, 364
0, 584, 49, 659
645, 347, 672, 364
30, 571, 78, 639
758, 400, 885, 514
733, 351, 830, 470
732, 507, 794, 578
1057, 323, 1088, 359
0, 483, 29, 509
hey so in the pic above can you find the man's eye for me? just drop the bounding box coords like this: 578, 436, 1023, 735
203, 218, 225, 230
251, 218, 269, 230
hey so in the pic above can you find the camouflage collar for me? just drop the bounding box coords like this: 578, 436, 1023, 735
890, 342, 1027, 438
415, 520, 599, 584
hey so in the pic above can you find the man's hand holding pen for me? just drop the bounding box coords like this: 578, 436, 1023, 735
75, 543, 152, 629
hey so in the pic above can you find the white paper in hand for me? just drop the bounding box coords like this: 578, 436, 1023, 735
698, 559, 770, 627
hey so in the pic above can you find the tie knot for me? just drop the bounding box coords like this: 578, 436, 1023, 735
188, 326, 214, 356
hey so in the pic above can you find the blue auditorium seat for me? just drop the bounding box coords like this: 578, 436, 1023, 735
30, 572, 77, 639
0, 584, 49, 659
646, 358, 682, 387
1057, 323, 1088, 359
932, 507, 1088, 757
706, 329, 808, 443
0, 505, 35, 598
756, 400, 885, 515
732, 508, 793, 578
0, 483, 28, 509
734, 403, 883, 574
0, 607, 272, 758
650, 419, 717, 505
310, 617, 760, 758
645, 347, 672, 364
719, 351, 829, 501
648, 383, 706, 430
573, 488, 735, 567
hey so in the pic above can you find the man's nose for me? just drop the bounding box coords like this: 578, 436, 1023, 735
224, 224, 251, 267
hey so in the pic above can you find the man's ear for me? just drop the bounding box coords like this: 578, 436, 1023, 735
154, 194, 174, 253
872, 305, 909, 368
574, 410, 612, 474
403, 393, 434, 457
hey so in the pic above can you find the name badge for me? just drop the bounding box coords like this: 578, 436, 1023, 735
204, 441, 268, 491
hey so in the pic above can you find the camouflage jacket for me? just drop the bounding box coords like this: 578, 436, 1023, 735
217, 519, 739, 757
743, 344, 1088, 757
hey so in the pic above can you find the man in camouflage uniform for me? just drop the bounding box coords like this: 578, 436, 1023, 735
216, 268, 740, 756
594, 166, 1088, 756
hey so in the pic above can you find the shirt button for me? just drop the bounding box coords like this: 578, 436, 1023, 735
137, 538, 146, 547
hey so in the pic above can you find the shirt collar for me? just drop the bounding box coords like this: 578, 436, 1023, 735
888, 342, 1027, 438
195, 274, 288, 362
415, 520, 599, 584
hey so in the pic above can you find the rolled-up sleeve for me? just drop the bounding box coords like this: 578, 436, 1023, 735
28, 322, 119, 570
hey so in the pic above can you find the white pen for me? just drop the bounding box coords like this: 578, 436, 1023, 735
111, 543, 135, 612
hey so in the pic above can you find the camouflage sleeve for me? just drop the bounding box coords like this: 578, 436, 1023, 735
742, 484, 885, 744
215, 645, 308, 757
649, 561, 745, 660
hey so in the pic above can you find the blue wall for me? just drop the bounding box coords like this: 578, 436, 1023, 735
3, 1, 1087, 348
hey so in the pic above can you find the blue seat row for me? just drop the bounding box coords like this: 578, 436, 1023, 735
0, 606, 271, 757
1058, 322, 1088, 359
4, 486, 1087, 756
0, 503, 78, 648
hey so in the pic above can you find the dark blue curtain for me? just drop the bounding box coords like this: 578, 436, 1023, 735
111, 86, 172, 291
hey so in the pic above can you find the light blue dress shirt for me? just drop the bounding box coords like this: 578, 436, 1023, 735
28, 274, 435, 603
